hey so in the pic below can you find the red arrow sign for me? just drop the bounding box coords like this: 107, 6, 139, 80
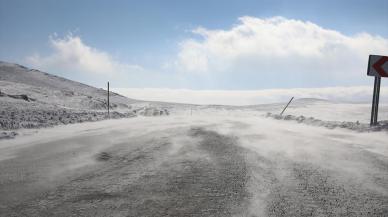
372, 56, 388, 77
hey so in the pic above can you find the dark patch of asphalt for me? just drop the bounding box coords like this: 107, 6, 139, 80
3, 127, 251, 217
266, 159, 388, 216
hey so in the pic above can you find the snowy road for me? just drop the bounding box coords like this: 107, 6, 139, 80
1, 114, 388, 216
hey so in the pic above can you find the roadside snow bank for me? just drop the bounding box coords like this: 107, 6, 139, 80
0, 107, 136, 130
134, 107, 170, 116
266, 112, 388, 132
0, 131, 18, 139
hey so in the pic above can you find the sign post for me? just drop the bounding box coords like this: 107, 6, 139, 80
367, 55, 388, 126
107, 81, 110, 118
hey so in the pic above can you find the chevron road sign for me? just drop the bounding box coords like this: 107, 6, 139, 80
368, 55, 388, 77
368, 55, 388, 126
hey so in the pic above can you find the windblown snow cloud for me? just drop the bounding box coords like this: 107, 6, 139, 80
172, 16, 388, 84
27, 34, 143, 75
114, 86, 388, 106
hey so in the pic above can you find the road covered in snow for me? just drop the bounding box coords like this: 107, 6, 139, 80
0, 112, 388, 216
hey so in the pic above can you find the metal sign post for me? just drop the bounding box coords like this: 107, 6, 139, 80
367, 55, 387, 126
107, 81, 110, 118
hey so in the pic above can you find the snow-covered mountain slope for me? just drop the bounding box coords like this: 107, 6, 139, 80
0, 61, 139, 110
0, 61, 167, 132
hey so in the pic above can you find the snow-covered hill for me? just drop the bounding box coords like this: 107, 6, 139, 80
0, 61, 168, 133
0, 61, 140, 110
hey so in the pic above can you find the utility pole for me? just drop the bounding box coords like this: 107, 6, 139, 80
107, 81, 110, 118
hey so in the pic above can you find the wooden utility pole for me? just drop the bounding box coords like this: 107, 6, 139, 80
107, 81, 110, 118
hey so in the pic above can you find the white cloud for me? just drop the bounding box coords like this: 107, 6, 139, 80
27, 34, 143, 75
113, 86, 388, 106
171, 16, 388, 81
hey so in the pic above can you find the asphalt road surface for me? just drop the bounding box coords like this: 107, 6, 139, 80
0, 115, 387, 216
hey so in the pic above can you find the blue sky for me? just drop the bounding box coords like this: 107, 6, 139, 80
0, 0, 387, 91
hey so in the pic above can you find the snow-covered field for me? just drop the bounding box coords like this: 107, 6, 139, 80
1, 61, 388, 216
